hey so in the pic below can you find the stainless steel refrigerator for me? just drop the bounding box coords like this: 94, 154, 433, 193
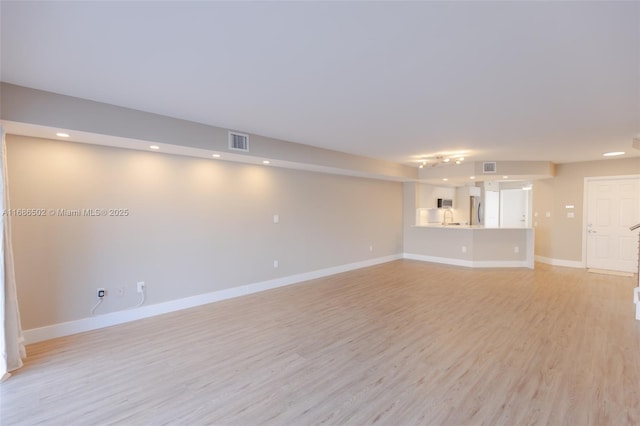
470, 196, 483, 225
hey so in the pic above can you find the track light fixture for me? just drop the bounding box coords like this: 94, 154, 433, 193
418, 155, 465, 168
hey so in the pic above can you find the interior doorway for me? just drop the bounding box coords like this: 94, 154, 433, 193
500, 187, 531, 228
585, 176, 640, 273
484, 191, 499, 228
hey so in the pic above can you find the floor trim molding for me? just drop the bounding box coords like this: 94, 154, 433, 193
587, 268, 634, 277
534, 255, 584, 269
23, 254, 402, 344
402, 253, 531, 269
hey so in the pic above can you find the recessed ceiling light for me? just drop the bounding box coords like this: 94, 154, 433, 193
149, 145, 160, 150
442, 178, 448, 181
503, 176, 509, 179
212, 154, 221, 158
262, 160, 270, 164
56, 132, 70, 138
458, 157, 464, 161
470, 176, 476, 179
443, 158, 450, 163
603, 151, 625, 157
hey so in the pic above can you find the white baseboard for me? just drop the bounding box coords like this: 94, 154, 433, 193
472, 260, 533, 269
403, 253, 473, 267
24, 254, 402, 344
534, 255, 584, 269
402, 253, 532, 269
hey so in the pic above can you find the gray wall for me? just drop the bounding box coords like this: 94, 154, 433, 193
1, 83, 417, 181
7, 135, 403, 329
533, 157, 640, 261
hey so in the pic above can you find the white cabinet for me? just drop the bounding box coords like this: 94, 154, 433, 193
418, 184, 456, 208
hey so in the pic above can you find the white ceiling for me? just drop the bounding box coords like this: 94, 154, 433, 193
1, 1, 639, 166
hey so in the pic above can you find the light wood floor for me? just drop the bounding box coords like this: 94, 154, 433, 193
2, 260, 639, 425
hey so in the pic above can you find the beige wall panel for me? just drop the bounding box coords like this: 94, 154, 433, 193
7, 135, 403, 329
533, 157, 640, 261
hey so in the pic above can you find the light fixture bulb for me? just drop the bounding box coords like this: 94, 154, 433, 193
603, 151, 625, 157
56, 132, 70, 138
212, 154, 221, 158
149, 145, 160, 150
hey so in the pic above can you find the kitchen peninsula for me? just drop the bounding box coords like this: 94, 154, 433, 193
403, 182, 535, 269
404, 224, 534, 269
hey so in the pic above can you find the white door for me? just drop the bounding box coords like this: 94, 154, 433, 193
586, 177, 640, 273
500, 189, 527, 228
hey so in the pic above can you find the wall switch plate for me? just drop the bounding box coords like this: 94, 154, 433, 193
369, 245, 373, 252
273, 260, 279, 268
137, 281, 145, 293
273, 214, 279, 224
461, 246, 467, 253
514, 246, 520, 253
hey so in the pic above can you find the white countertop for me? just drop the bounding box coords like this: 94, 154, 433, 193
411, 224, 532, 230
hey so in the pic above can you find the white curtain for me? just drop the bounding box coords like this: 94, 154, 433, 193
0, 126, 25, 382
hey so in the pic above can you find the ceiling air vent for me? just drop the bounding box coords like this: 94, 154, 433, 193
483, 162, 497, 173
228, 131, 249, 152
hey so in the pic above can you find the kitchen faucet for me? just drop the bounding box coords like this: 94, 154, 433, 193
443, 209, 453, 225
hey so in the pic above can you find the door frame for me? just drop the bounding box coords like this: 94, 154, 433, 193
582, 174, 640, 270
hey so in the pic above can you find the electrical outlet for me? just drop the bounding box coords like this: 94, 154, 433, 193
137, 281, 145, 293
97, 288, 106, 298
